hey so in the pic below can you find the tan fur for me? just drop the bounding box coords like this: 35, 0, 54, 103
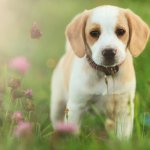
125, 9, 150, 57
85, 23, 101, 46
61, 50, 75, 90
105, 118, 115, 131
65, 10, 90, 58
119, 51, 135, 83
116, 11, 129, 45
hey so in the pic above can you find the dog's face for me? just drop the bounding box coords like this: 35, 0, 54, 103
66, 6, 149, 67
85, 7, 129, 66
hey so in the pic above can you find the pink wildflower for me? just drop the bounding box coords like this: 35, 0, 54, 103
24, 89, 32, 98
55, 122, 78, 134
12, 112, 23, 123
30, 22, 42, 39
14, 121, 32, 138
9, 56, 30, 74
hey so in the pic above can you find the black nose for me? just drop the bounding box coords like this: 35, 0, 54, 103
102, 49, 116, 58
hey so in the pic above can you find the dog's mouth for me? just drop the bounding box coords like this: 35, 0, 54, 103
86, 55, 119, 76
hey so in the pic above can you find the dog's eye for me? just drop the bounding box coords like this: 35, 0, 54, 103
90, 30, 100, 38
116, 28, 126, 36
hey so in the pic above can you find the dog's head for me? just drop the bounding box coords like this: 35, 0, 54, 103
66, 6, 150, 67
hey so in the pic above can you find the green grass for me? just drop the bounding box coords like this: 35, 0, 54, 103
0, 0, 150, 149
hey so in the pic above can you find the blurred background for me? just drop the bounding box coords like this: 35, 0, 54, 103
0, 0, 150, 149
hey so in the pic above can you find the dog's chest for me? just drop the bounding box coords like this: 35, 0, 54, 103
81, 72, 135, 97
86, 75, 120, 95
70, 58, 135, 97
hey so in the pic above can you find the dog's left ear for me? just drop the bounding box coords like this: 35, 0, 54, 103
125, 9, 150, 57
65, 10, 90, 58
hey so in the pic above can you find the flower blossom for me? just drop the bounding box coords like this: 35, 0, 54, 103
12, 112, 23, 123
14, 121, 32, 138
9, 56, 30, 74
55, 122, 78, 134
24, 89, 33, 98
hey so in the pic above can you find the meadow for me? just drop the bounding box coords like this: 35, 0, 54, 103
0, 0, 150, 149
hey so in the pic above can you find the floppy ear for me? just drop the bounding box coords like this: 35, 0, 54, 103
65, 10, 89, 57
125, 9, 150, 57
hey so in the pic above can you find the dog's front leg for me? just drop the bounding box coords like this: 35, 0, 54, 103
105, 94, 134, 139
65, 98, 87, 133
115, 101, 134, 139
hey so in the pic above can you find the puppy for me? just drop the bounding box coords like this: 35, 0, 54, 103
50, 5, 150, 139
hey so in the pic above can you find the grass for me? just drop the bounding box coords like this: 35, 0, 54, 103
0, 0, 150, 149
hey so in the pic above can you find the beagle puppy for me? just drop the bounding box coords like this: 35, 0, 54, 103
50, 5, 150, 139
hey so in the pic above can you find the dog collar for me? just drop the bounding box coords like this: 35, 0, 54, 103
86, 55, 119, 76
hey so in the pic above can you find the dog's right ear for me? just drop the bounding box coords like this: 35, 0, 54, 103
125, 9, 150, 57
65, 10, 90, 58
